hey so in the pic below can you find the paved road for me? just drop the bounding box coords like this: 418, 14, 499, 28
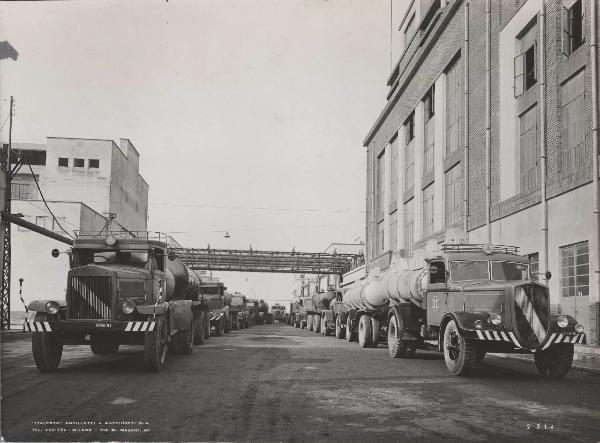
1, 324, 599, 442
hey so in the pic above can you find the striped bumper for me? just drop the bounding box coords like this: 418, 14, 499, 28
210, 313, 224, 322
23, 321, 155, 333
542, 332, 586, 349
124, 321, 156, 332
23, 322, 52, 332
475, 330, 522, 348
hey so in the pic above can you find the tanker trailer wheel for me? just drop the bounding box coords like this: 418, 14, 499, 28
534, 344, 574, 379
335, 315, 346, 339
358, 315, 373, 348
313, 315, 321, 334
204, 312, 211, 340
32, 313, 63, 372
370, 318, 380, 348
90, 342, 120, 355
193, 312, 205, 345
345, 315, 357, 342
443, 320, 477, 376
144, 315, 168, 372
307, 315, 314, 331
387, 314, 410, 358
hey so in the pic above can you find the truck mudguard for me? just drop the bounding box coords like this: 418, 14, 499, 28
136, 302, 169, 316
169, 300, 193, 331
442, 311, 490, 332
27, 300, 65, 312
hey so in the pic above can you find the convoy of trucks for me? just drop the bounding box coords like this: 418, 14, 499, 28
270, 303, 288, 323
23, 232, 258, 372
297, 243, 586, 379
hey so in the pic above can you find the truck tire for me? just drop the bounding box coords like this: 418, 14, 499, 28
387, 314, 409, 358
443, 320, 477, 376
169, 332, 182, 354
307, 315, 314, 331
322, 317, 330, 336
90, 343, 119, 355
370, 318, 380, 348
313, 315, 321, 334
346, 315, 357, 342
32, 313, 63, 372
224, 316, 231, 333
335, 315, 346, 339
204, 312, 211, 340
193, 312, 205, 345
144, 315, 168, 372
358, 315, 373, 348
534, 344, 574, 379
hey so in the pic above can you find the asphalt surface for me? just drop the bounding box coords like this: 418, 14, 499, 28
1, 323, 599, 442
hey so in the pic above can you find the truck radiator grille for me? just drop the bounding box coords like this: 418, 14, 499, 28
513, 284, 550, 350
68, 276, 112, 319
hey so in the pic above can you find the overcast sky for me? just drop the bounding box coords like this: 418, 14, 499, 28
0, 0, 401, 304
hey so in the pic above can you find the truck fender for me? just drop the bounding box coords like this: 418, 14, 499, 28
549, 313, 578, 331
387, 305, 417, 341
136, 302, 168, 315
439, 312, 489, 352
28, 300, 65, 313
169, 300, 193, 331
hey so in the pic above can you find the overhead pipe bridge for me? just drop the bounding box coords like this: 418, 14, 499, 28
171, 247, 364, 275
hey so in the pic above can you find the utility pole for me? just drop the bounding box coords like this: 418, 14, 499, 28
1, 96, 14, 330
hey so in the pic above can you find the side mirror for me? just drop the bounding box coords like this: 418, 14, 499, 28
168, 251, 176, 261
545, 271, 552, 280
51, 249, 60, 258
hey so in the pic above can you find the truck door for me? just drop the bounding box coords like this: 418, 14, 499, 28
427, 260, 448, 326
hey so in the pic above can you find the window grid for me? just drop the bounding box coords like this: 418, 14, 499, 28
390, 211, 398, 252
560, 241, 589, 297
390, 137, 398, 208
424, 116, 435, 175
529, 252, 539, 281
444, 164, 462, 227
376, 150, 385, 220
446, 57, 462, 155
561, 70, 585, 175
404, 199, 414, 257
519, 106, 538, 193
422, 184, 434, 238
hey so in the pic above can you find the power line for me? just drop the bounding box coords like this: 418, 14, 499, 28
151, 202, 366, 215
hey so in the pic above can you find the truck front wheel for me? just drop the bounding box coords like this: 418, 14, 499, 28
370, 318, 380, 348
443, 320, 477, 376
193, 312, 205, 345
358, 315, 373, 348
313, 315, 321, 334
345, 315, 357, 342
387, 314, 409, 358
534, 344, 573, 379
178, 317, 193, 355
32, 314, 62, 372
335, 315, 345, 339
144, 315, 168, 371
214, 318, 223, 337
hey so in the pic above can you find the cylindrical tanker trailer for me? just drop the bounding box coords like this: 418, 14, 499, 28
25, 233, 210, 372
339, 244, 585, 379
306, 290, 339, 335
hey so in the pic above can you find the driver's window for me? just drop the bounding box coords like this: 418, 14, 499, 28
430, 261, 446, 285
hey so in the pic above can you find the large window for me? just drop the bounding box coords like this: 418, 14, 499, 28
376, 220, 385, 256
376, 150, 385, 220
423, 86, 435, 175
403, 199, 414, 257
561, 70, 585, 175
560, 241, 589, 297
390, 136, 398, 208
529, 252, 539, 281
422, 184, 434, 238
562, 0, 584, 56
519, 106, 538, 193
10, 149, 46, 166
404, 113, 415, 192
446, 56, 462, 155
390, 211, 398, 252
445, 164, 462, 227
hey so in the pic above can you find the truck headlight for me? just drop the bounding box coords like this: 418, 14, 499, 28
45, 301, 60, 315
575, 324, 584, 333
121, 300, 136, 315
557, 315, 569, 328
490, 313, 502, 326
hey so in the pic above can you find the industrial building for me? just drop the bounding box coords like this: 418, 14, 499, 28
9, 137, 149, 318
363, 0, 599, 346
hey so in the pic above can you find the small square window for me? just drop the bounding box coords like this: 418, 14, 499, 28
89, 159, 99, 168
58, 157, 69, 167
74, 158, 84, 168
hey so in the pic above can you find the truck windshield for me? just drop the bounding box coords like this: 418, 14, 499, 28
200, 286, 221, 295
449, 260, 489, 281
88, 250, 149, 268
491, 261, 529, 281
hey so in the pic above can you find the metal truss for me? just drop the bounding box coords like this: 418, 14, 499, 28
173, 247, 364, 275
